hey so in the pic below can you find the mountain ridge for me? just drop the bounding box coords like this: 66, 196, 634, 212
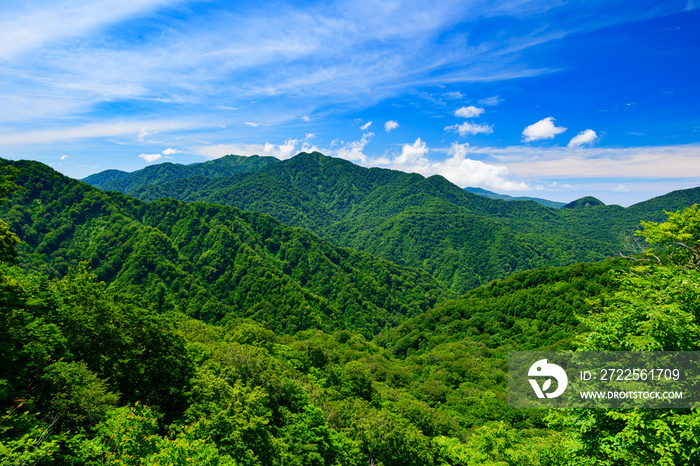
2, 157, 448, 336
79, 151, 700, 294
83, 153, 281, 193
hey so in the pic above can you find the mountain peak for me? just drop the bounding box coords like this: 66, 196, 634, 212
562, 196, 605, 209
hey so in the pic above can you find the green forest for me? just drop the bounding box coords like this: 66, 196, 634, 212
2, 155, 700, 465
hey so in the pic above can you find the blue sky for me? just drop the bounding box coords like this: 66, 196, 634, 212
1, 0, 698, 206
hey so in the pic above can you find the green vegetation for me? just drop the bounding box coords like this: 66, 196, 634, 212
98, 152, 700, 294
553, 205, 700, 465
2, 158, 700, 464
1, 159, 447, 337
82, 154, 280, 193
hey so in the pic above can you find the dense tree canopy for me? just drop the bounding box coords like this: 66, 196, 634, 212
109, 152, 700, 293
1, 158, 699, 464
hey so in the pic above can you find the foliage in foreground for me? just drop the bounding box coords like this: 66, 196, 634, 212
552, 205, 700, 465
1, 260, 569, 465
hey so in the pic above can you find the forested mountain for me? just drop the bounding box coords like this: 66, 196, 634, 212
3, 158, 700, 464
88, 151, 700, 293
83, 154, 280, 193
1, 159, 447, 336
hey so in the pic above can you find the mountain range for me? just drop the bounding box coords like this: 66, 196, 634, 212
83, 151, 700, 293
2, 153, 700, 464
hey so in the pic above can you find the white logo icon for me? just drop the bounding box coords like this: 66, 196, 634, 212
528, 359, 568, 399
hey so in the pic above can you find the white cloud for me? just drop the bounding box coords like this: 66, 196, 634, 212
244, 121, 259, 127
455, 106, 485, 118
300, 141, 320, 153
193, 139, 301, 160
0, 0, 690, 141
385, 120, 399, 132
568, 129, 598, 147
360, 121, 373, 130
476, 143, 700, 179
334, 132, 374, 163
430, 143, 530, 190
305, 133, 316, 140
277, 139, 299, 158
522, 117, 567, 142
479, 95, 503, 106
139, 153, 162, 163
393, 138, 429, 166
60, 155, 69, 160
444, 122, 494, 136
301, 116, 311, 122
377, 140, 528, 191
162, 148, 182, 155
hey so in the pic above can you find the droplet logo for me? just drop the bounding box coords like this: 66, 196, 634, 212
528, 359, 568, 399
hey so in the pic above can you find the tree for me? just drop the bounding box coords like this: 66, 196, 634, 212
0, 166, 20, 263
556, 206, 700, 465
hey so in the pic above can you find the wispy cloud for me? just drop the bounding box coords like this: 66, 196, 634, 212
2, 0, 696, 203
4, 0, 670, 131
478, 95, 503, 106
443, 91, 464, 99
444, 122, 494, 136
360, 121, 373, 131
0, 0, 171, 60
0, 119, 196, 146
478, 144, 700, 179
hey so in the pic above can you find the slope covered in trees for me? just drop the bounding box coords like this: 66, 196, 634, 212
0, 259, 570, 465
83, 154, 280, 193
1, 159, 448, 337
97, 152, 700, 293
3, 157, 700, 464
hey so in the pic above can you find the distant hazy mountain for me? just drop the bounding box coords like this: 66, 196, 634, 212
464, 187, 567, 209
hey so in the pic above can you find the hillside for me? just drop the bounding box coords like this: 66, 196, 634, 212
3, 159, 700, 464
91, 152, 700, 293
83, 154, 280, 193
1, 158, 448, 336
